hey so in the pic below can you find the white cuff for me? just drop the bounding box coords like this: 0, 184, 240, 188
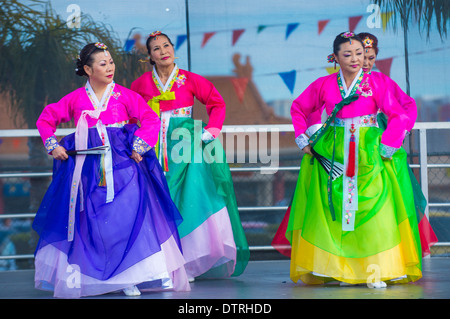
295, 134, 310, 150
305, 124, 322, 138
201, 128, 215, 144
379, 143, 398, 159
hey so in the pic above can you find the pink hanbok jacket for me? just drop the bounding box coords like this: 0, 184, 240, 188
36, 83, 160, 154
130, 67, 226, 137
291, 71, 416, 156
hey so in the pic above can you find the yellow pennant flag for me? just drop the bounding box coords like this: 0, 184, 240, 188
381, 11, 394, 32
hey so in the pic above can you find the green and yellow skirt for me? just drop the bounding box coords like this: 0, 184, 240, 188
286, 124, 422, 285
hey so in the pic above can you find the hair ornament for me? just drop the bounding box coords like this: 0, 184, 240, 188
94, 42, 108, 56
362, 37, 373, 48
341, 31, 355, 39
94, 42, 108, 50
149, 31, 162, 39
327, 54, 336, 63
341, 31, 355, 44
363, 36, 374, 52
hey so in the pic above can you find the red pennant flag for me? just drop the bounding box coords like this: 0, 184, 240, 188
232, 29, 245, 46
231, 77, 249, 102
349, 16, 363, 32
318, 19, 330, 35
375, 58, 393, 77
201, 32, 216, 48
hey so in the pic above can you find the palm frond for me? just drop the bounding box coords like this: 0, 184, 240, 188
373, 0, 448, 39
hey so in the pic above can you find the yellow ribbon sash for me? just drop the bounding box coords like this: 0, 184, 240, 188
148, 91, 176, 171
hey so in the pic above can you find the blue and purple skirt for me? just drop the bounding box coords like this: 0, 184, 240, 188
32, 124, 190, 298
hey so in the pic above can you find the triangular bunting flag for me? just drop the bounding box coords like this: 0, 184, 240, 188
175, 34, 187, 50
257, 25, 267, 33
375, 58, 393, 77
279, 70, 296, 94
124, 39, 135, 52
349, 16, 363, 32
326, 66, 340, 74
318, 20, 330, 35
231, 77, 249, 102
381, 11, 394, 32
201, 32, 216, 48
232, 29, 245, 46
286, 23, 299, 40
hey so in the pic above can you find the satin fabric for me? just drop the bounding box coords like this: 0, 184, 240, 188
286, 126, 422, 284
165, 117, 249, 278
33, 125, 190, 297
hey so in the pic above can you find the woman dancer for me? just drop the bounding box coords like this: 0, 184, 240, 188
131, 31, 249, 281
273, 32, 437, 259
279, 32, 422, 288
33, 42, 190, 298
358, 32, 438, 257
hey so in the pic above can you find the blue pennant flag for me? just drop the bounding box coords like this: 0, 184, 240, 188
279, 70, 296, 94
286, 23, 300, 40
124, 39, 135, 52
176, 34, 187, 50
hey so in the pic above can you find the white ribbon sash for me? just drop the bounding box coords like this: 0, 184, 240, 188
68, 81, 115, 241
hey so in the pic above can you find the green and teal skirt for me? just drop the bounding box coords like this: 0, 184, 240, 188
163, 117, 249, 279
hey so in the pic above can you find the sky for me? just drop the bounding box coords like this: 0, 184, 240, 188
48, 0, 449, 104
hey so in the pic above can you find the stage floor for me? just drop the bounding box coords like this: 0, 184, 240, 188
0, 258, 449, 300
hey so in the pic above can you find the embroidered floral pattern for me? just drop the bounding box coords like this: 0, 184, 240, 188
85, 82, 115, 110
171, 106, 192, 117
44, 136, 60, 153
337, 70, 364, 99
112, 91, 121, 100
175, 74, 186, 88
132, 136, 152, 155
333, 114, 378, 127
152, 67, 179, 93
343, 176, 357, 228
357, 78, 373, 97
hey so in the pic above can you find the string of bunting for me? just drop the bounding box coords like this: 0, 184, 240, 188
272, 45, 449, 94
172, 12, 395, 50
169, 12, 395, 95
124, 12, 447, 98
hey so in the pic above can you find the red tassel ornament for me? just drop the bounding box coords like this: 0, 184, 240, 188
346, 124, 356, 177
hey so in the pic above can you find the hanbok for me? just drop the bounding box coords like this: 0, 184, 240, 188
273, 71, 437, 259
131, 65, 249, 279
33, 81, 190, 298
274, 69, 424, 285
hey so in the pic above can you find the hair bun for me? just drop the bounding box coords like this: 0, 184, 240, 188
75, 58, 87, 77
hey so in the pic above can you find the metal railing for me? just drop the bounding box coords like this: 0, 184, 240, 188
0, 122, 449, 262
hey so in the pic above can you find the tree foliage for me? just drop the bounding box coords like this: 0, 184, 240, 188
373, 0, 448, 39
0, 0, 148, 128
